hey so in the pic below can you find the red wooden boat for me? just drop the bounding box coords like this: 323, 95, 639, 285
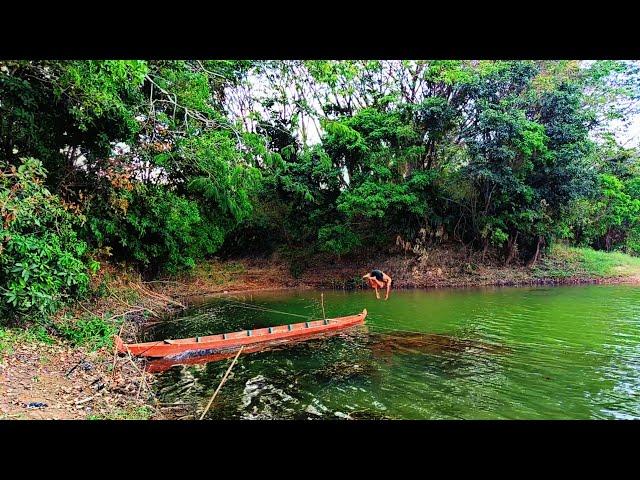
115, 309, 367, 359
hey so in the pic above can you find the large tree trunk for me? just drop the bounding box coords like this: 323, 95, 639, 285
426, 140, 436, 170
481, 237, 489, 262
527, 236, 544, 267
505, 232, 519, 266
605, 230, 612, 251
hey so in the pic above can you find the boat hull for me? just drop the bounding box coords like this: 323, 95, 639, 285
116, 309, 367, 359
145, 326, 365, 373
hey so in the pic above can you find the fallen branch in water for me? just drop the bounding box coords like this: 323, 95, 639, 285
199, 346, 244, 420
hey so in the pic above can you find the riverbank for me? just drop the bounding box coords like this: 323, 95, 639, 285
2, 244, 640, 420
153, 244, 640, 298
0, 268, 184, 420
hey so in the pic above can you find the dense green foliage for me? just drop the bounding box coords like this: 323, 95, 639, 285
1, 60, 639, 320
0, 158, 90, 320
235, 60, 639, 266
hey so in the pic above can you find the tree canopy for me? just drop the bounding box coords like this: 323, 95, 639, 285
1, 59, 639, 319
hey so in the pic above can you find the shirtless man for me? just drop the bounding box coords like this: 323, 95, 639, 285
362, 269, 392, 300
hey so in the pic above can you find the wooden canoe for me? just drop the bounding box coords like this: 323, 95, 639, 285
115, 309, 367, 359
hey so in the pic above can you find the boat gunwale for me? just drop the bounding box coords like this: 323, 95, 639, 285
116, 309, 367, 357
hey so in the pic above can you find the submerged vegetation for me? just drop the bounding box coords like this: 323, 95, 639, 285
1, 60, 640, 325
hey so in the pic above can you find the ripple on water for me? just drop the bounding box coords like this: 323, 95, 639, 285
152, 285, 640, 419
239, 374, 300, 419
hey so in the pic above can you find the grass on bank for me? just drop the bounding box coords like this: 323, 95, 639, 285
0, 325, 54, 357
0, 267, 147, 358
533, 245, 640, 279
87, 405, 154, 420
0, 315, 121, 357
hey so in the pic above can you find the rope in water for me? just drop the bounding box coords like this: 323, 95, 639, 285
144, 297, 315, 327
222, 298, 315, 320
209, 302, 493, 352
149, 299, 500, 352
143, 297, 622, 359
213, 303, 449, 339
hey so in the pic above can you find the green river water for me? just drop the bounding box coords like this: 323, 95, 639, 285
146, 285, 640, 419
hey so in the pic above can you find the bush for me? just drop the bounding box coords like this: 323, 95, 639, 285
56, 315, 119, 350
87, 186, 226, 274
317, 224, 361, 257
625, 226, 640, 256
0, 159, 90, 321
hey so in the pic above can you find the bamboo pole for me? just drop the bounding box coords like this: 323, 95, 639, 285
110, 323, 125, 386
123, 347, 150, 398
199, 346, 244, 420
321, 293, 326, 320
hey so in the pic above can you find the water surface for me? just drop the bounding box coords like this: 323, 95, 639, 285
147, 285, 640, 419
